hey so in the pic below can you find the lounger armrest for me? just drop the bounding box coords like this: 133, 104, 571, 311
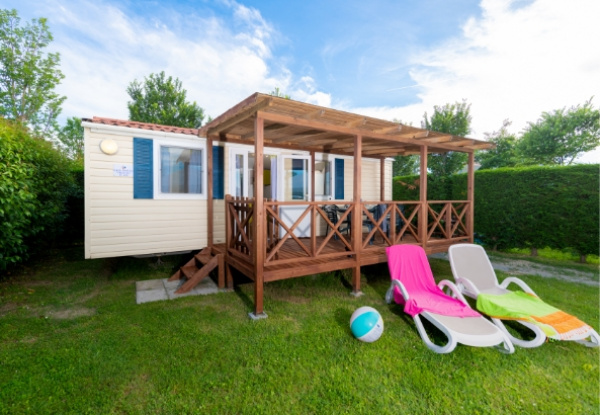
437, 280, 470, 305
454, 277, 481, 297
391, 279, 410, 302
500, 277, 538, 296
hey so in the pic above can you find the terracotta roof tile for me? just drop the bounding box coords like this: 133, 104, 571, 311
86, 117, 199, 136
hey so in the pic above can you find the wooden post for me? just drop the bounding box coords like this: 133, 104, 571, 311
380, 157, 385, 202
310, 151, 316, 256
217, 253, 224, 289
251, 116, 266, 319
467, 152, 475, 243
351, 134, 363, 296
419, 146, 428, 250
207, 136, 214, 249
310, 151, 316, 201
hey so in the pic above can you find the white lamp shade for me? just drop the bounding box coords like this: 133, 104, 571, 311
100, 139, 118, 155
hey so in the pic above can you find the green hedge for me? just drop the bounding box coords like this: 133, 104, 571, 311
62, 166, 84, 244
393, 164, 599, 256
0, 119, 76, 271
392, 174, 452, 201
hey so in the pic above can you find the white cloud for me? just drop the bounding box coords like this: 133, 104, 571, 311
290, 76, 332, 107
26, 0, 296, 121
355, 0, 600, 145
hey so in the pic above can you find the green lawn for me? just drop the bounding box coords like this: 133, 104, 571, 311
1, 248, 598, 414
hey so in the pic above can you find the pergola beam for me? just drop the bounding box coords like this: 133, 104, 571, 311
206, 98, 271, 135
257, 110, 472, 153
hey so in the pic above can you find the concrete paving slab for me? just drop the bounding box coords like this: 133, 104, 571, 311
163, 277, 219, 300
191, 277, 220, 295
136, 279, 164, 291
136, 277, 222, 304
163, 278, 182, 290
136, 288, 169, 304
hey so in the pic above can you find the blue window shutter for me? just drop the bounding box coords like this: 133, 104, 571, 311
133, 138, 153, 199
213, 145, 224, 199
334, 158, 344, 200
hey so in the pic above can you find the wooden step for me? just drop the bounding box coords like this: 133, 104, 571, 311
168, 248, 226, 291
175, 255, 219, 294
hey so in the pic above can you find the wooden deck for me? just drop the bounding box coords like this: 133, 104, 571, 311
196, 94, 485, 316
212, 232, 466, 283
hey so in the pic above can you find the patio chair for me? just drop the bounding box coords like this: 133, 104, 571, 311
385, 244, 514, 354
448, 243, 600, 348
323, 205, 350, 240
362, 204, 386, 244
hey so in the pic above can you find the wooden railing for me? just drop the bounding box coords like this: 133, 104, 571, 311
225, 196, 471, 267
225, 196, 254, 261
360, 201, 421, 249
263, 200, 356, 266
426, 201, 470, 244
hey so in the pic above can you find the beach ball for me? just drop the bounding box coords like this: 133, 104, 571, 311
350, 306, 384, 342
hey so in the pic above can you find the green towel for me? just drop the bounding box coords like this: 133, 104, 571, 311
477, 291, 593, 341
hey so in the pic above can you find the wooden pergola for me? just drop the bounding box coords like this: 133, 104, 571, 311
198, 92, 494, 318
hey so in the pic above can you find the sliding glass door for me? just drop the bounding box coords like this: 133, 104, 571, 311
279, 155, 311, 237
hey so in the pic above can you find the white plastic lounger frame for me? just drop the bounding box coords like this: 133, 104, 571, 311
385, 279, 514, 354
448, 243, 600, 348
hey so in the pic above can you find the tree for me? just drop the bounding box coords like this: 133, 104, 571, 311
476, 119, 520, 170
422, 101, 471, 177
127, 71, 205, 128
0, 9, 65, 134
55, 116, 83, 162
393, 155, 419, 176
517, 98, 600, 165
270, 87, 291, 99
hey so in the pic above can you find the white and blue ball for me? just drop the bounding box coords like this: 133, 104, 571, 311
350, 306, 384, 342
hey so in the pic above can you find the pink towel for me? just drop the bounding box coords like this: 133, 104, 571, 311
386, 245, 480, 318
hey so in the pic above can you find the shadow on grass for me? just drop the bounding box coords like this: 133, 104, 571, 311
334, 307, 354, 337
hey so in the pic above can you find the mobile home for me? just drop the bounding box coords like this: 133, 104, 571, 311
83, 93, 493, 317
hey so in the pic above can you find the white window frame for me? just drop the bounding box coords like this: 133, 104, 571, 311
314, 153, 334, 201
153, 138, 207, 200
227, 143, 280, 198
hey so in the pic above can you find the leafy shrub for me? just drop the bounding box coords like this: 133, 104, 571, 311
0, 118, 74, 270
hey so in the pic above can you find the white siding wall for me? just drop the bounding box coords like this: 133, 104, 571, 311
84, 127, 209, 259
384, 159, 393, 200
342, 157, 393, 201
85, 126, 395, 258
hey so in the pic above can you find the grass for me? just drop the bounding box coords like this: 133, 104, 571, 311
502, 247, 600, 265
1, 248, 599, 414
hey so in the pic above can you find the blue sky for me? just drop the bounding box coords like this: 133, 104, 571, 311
5, 0, 600, 160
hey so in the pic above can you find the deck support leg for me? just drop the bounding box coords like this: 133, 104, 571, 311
467, 152, 475, 243
351, 266, 363, 297
251, 115, 267, 319
419, 145, 428, 250
351, 133, 363, 297
225, 264, 233, 289
217, 253, 225, 289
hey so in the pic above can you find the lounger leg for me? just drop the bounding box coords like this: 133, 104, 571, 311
492, 318, 546, 348
385, 285, 394, 304
413, 315, 457, 354
575, 329, 600, 348
494, 332, 515, 354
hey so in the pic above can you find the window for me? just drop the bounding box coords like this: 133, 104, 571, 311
160, 146, 203, 194
153, 139, 206, 199
134, 137, 222, 200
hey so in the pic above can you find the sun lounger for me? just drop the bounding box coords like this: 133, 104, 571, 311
448, 243, 600, 348
385, 244, 514, 354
